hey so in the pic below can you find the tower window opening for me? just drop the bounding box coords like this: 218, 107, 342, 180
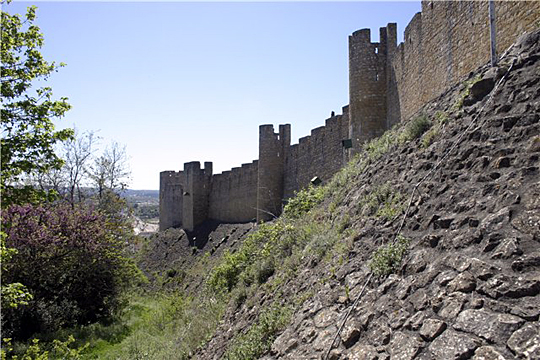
375, 73, 380, 81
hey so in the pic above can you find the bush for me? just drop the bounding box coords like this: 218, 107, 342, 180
1, 203, 141, 340
1, 336, 88, 360
369, 235, 410, 276
283, 185, 325, 219
363, 128, 400, 161
402, 114, 431, 142
359, 183, 404, 220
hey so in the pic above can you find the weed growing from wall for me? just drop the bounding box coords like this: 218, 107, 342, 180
369, 235, 410, 276
453, 74, 482, 110
207, 222, 293, 293
401, 114, 432, 142
421, 111, 448, 148
363, 127, 401, 161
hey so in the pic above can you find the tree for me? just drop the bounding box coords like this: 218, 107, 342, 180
62, 129, 99, 205
1, 2, 73, 207
90, 141, 131, 201
1, 203, 141, 340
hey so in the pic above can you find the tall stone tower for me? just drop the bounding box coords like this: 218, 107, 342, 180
159, 171, 184, 231
348, 25, 397, 150
182, 161, 212, 231
256, 124, 290, 222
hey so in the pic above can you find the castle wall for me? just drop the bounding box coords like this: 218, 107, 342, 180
160, 1, 539, 231
283, 109, 349, 199
208, 161, 259, 223
159, 171, 184, 231
391, 0, 540, 122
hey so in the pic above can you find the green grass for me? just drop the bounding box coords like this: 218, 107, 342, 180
224, 304, 292, 360
79, 291, 227, 360
358, 182, 405, 221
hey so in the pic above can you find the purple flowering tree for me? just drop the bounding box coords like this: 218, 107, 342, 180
2, 203, 140, 340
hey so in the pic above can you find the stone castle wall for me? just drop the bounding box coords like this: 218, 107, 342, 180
283, 109, 349, 199
392, 0, 540, 122
160, 0, 539, 231
209, 161, 259, 223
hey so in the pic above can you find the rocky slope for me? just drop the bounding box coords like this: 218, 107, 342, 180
194, 29, 540, 360
144, 29, 539, 360
140, 221, 256, 290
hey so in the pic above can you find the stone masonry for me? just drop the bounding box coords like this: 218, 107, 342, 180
160, 0, 540, 231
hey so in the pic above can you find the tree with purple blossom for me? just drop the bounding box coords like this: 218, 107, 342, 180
1, 202, 142, 340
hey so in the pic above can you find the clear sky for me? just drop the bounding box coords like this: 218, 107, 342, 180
5, 1, 421, 190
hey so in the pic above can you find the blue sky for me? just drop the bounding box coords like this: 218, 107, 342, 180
5, 1, 421, 190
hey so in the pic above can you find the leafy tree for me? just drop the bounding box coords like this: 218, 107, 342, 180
1, 2, 73, 206
0, 233, 33, 310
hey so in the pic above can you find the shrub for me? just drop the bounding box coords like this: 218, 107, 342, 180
402, 114, 431, 142
283, 185, 325, 219
1, 203, 141, 340
208, 249, 250, 292
422, 127, 439, 148
208, 222, 291, 293
453, 74, 481, 110
369, 235, 410, 276
1, 335, 88, 360
363, 128, 399, 161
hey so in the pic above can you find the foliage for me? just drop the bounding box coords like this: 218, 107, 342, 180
453, 74, 481, 110
401, 114, 431, 142
132, 203, 159, 220
369, 235, 410, 276
359, 182, 405, 220
1, 3, 74, 206
363, 127, 400, 161
207, 222, 291, 293
72, 292, 226, 360
1, 232, 33, 310
224, 304, 291, 360
283, 185, 325, 219
421, 111, 448, 148
1, 203, 141, 340
1, 336, 88, 360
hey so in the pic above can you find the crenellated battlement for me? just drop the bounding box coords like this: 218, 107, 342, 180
160, 0, 540, 231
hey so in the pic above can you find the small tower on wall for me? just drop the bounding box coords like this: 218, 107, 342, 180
256, 124, 290, 222
348, 25, 397, 150
182, 161, 212, 231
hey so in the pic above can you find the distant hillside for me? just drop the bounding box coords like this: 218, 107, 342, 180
123, 189, 159, 199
